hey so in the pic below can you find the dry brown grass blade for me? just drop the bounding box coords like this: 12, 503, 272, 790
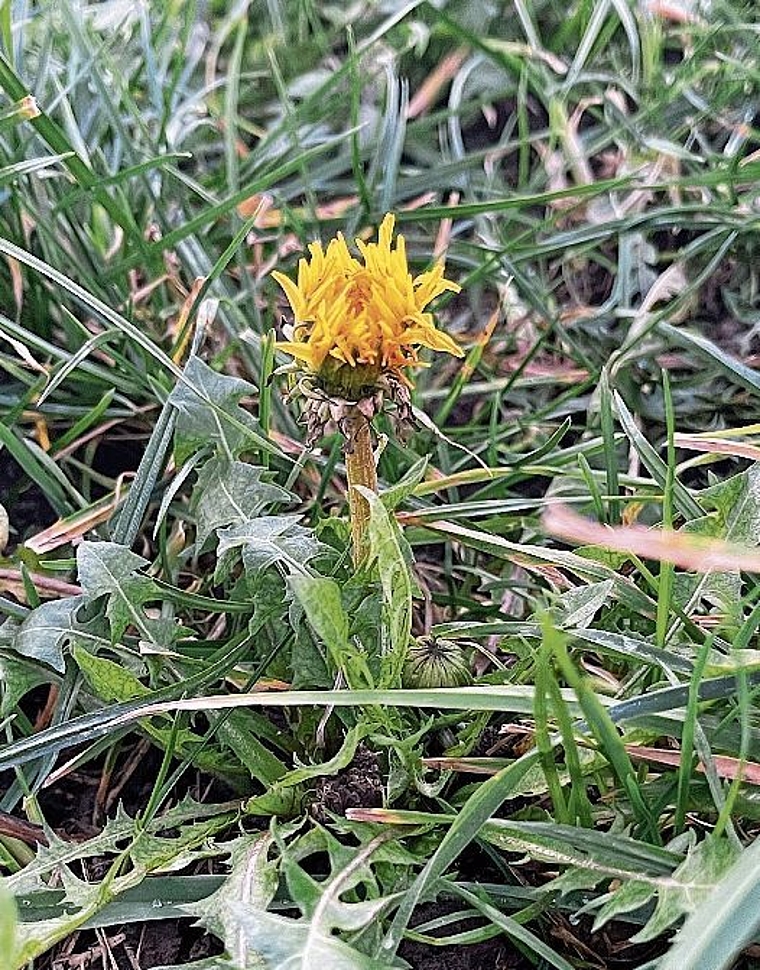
25, 486, 128, 554
422, 757, 503, 775
673, 433, 760, 462
1, 327, 48, 374
237, 193, 355, 223
626, 745, 760, 785
646, 0, 705, 25
543, 503, 760, 574
0, 567, 81, 601
407, 47, 469, 119
433, 191, 460, 261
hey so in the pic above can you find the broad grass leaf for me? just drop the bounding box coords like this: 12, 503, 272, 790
420, 517, 657, 616
359, 488, 413, 687
569, 627, 693, 674
382, 750, 544, 955
10, 856, 220, 970
479, 819, 679, 876
0, 683, 585, 775
0, 595, 84, 672
568, 833, 739, 939
659, 322, 760, 401
193, 460, 292, 548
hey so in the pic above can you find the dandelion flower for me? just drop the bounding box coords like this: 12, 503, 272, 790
272, 213, 464, 566
272, 213, 463, 399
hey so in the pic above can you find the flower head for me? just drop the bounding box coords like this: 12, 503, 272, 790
272, 214, 463, 398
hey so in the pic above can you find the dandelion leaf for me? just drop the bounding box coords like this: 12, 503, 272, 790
193, 459, 292, 548
168, 356, 262, 463
217, 514, 322, 577
76, 542, 158, 643
0, 596, 84, 673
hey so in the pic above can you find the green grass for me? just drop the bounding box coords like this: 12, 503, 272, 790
2, 2, 760, 968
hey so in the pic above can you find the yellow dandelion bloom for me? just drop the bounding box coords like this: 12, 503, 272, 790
272, 214, 463, 394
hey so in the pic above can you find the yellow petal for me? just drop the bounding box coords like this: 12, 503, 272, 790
404, 320, 464, 357
275, 340, 321, 369
378, 212, 396, 250
273, 212, 463, 385
272, 271, 306, 318
414, 265, 461, 306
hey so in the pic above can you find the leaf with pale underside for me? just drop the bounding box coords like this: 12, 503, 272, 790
206, 827, 404, 970
217, 514, 323, 577
0, 596, 84, 673
76, 542, 157, 643
0, 877, 18, 970
359, 487, 413, 688
226, 907, 389, 970
657, 833, 760, 970
193, 459, 292, 548
632, 834, 738, 943
168, 356, 266, 463
183, 834, 276, 970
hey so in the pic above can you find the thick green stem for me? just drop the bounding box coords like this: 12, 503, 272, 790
344, 410, 377, 566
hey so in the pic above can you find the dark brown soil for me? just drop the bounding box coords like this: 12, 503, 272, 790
36, 921, 222, 970
399, 900, 531, 969
309, 744, 384, 821
0, 449, 55, 543
400, 935, 527, 969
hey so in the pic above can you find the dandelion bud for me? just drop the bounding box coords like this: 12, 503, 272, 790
403, 635, 472, 689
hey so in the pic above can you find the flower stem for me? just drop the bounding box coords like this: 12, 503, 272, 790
344, 409, 377, 566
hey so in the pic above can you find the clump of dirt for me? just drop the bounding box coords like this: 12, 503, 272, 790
309, 745, 384, 822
